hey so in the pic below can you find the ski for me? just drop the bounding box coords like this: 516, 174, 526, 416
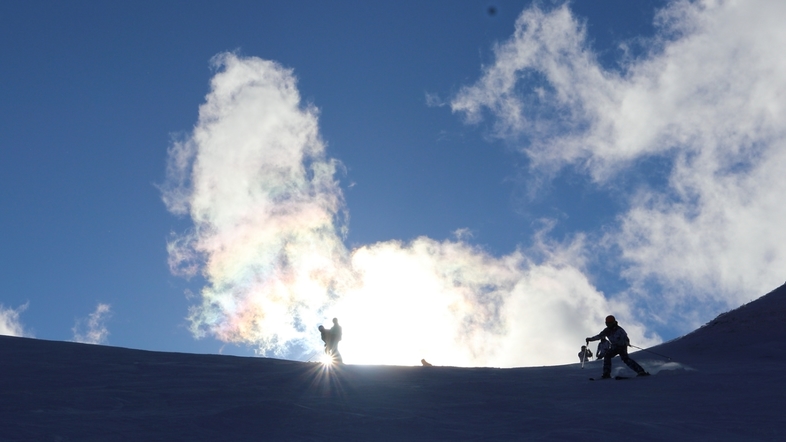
590, 375, 649, 381
617, 374, 652, 380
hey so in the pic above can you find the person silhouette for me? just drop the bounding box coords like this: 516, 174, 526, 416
328, 318, 343, 364
586, 315, 649, 378
596, 337, 611, 360
318, 325, 331, 355
578, 345, 593, 362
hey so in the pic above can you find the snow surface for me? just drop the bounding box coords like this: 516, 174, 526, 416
2, 284, 785, 441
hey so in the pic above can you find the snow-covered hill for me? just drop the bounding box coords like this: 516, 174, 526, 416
655, 282, 786, 364
1, 283, 784, 441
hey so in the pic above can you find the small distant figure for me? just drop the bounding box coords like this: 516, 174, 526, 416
318, 325, 331, 354
578, 345, 593, 362
586, 315, 649, 379
595, 337, 611, 360
328, 318, 343, 364
421, 359, 433, 367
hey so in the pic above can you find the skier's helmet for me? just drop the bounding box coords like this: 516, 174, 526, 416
605, 315, 617, 325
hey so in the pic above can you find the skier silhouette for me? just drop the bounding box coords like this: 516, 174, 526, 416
586, 315, 649, 378
595, 337, 611, 360
328, 318, 343, 364
318, 325, 331, 355
578, 345, 593, 362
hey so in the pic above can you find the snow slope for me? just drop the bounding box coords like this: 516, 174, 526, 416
1, 283, 784, 441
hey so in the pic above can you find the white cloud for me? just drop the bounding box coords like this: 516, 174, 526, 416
340, 235, 656, 367
162, 53, 656, 367
162, 53, 352, 354
0, 303, 30, 337
72, 303, 112, 345
452, 1, 786, 327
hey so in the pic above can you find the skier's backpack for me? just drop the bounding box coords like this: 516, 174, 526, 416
596, 340, 611, 359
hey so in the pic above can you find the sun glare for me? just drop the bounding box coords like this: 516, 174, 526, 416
319, 353, 335, 366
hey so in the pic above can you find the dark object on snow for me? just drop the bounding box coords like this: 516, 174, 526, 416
421, 359, 433, 367
586, 316, 649, 378
590, 374, 650, 381
613, 373, 651, 380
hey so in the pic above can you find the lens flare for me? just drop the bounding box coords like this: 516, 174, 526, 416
319, 353, 335, 366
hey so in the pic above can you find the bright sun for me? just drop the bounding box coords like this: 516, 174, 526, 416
319, 353, 335, 366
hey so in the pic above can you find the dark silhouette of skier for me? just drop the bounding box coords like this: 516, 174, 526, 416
578, 345, 593, 362
595, 337, 611, 360
328, 318, 343, 364
586, 315, 649, 378
318, 325, 331, 355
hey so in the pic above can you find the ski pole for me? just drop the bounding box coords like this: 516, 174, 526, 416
629, 344, 672, 361
581, 341, 587, 369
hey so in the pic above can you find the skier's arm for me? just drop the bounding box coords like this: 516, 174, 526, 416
586, 329, 608, 342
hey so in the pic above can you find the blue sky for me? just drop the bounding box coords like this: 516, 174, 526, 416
2, 1, 784, 366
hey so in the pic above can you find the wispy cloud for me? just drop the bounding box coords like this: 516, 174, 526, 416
72, 303, 112, 345
425, 91, 447, 107
452, 227, 474, 241
452, 1, 786, 328
0, 303, 30, 337
162, 53, 656, 367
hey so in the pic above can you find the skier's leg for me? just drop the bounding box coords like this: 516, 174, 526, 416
602, 348, 617, 378
333, 343, 343, 363
619, 347, 646, 374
